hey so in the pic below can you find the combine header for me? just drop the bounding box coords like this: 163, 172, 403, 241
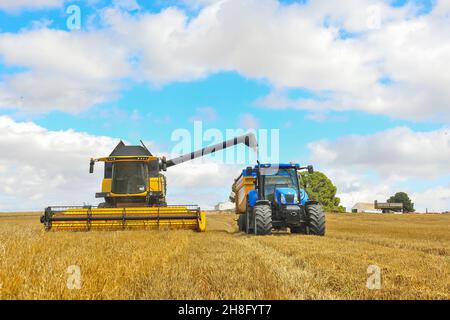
41, 134, 257, 232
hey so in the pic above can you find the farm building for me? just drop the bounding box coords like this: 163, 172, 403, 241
351, 203, 382, 214
352, 201, 404, 213
374, 201, 404, 213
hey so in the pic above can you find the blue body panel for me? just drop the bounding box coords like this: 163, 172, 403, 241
248, 190, 258, 207
299, 189, 309, 206
275, 188, 298, 205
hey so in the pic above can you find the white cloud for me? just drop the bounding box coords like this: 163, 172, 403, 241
0, 29, 130, 112
0, 0, 62, 12
0, 116, 239, 211
0, 116, 119, 211
309, 127, 450, 212
0, 0, 449, 120
412, 185, 450, 213
309, 127, 450, 179
165, 159, 240, 209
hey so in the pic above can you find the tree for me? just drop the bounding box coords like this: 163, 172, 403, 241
300, 171, 346, 213
388, 192, 415, 213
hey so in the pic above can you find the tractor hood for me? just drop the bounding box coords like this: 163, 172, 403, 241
275, 188, 299, 205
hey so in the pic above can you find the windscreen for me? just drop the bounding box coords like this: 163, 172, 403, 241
111, 162, 148, 195
263, 168, 299, 200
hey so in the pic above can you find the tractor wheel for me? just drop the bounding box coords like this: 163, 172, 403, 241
254, 205, 273, 235
237, 214, 246, 232
245, 207, 254, 234
306, 204, 326, 236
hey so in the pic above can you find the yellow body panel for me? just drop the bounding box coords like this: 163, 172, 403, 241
101, 176, 166, 196
234, 175, 256, 214
102, 179, 112, 193
47, 206, 206, 232
149, 177, 165, 194
97, 156, 159, 162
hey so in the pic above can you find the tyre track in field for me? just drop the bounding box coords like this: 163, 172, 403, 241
234, 234, 341, 299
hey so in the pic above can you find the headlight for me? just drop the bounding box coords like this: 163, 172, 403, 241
280, 194, 286, 204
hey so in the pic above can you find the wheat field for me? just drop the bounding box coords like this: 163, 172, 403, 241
0, 212, 449, 300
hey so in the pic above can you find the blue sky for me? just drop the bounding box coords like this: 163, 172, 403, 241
0, 0, 449, 212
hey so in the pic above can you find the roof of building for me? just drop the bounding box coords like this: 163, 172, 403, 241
375, 201, 404, 209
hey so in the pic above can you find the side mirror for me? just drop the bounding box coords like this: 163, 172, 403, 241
307, 165, 314, 174
89, 159, 95, 174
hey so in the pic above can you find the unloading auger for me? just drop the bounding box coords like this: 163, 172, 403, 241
40, 133, 257, 232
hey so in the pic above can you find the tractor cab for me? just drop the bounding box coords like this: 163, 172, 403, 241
260, 166, 302, 205
247, 163, 313, 209
89, 141, 167, 207
235, 163, 325, 235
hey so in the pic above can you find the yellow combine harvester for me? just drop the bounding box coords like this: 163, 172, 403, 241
41, 134, 257, 232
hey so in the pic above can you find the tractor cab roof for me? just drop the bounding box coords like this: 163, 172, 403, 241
255, 163, 301, 169
242, 163, 302, 177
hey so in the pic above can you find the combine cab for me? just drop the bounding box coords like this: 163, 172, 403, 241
41, 134, 257, 232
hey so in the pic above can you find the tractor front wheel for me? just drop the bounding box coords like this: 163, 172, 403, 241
254, 205, 273, 235
306, 204, 326, 236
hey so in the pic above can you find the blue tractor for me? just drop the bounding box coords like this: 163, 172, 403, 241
233, 163, 326, 236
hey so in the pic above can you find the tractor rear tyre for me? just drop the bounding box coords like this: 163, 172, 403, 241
237, 214, 246, 232
306, 204, 326, 236
254, 205, 273, 235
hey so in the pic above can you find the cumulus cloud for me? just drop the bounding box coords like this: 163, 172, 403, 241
309, 127, 450, 179
0, 116, 239, 211
0, 0, 62, 12
0, 116, 118, 211
103, 0, 450, 120
0, 0, 449, 120
0, 29, 130, 112
165, 159, 241, 209
412, 185, 450, 213
309, 127, 450, 212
